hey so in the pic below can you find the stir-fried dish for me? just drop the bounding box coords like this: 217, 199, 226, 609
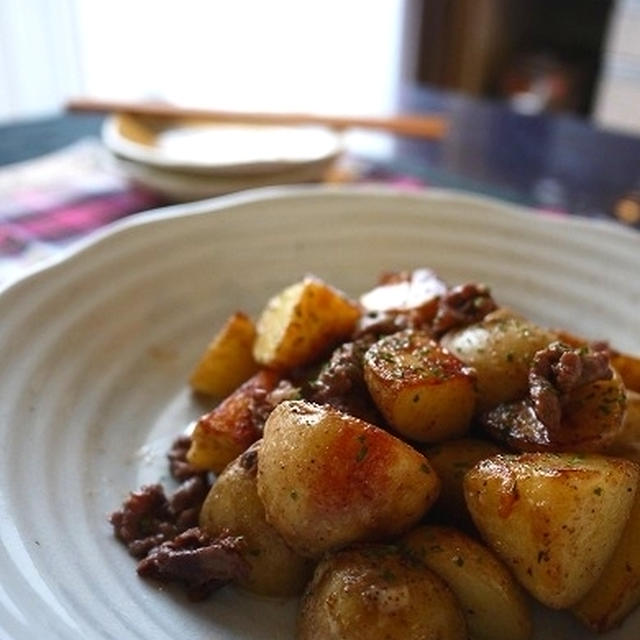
111, 268, 640, 639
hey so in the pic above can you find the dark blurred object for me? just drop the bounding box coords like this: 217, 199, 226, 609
410, 0, 614, 117
388, 82, 640, 229
499, 53, 581, 115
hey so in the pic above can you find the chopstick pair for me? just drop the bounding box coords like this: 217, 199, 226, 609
67, 98, 449, 141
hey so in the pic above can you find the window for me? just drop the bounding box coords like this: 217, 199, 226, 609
1, 0, 407, 123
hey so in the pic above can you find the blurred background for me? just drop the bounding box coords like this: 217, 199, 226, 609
1, 0, 640, 277
1, 0, 639, 134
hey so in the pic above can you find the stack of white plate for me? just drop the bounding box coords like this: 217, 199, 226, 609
102, 113, 342, 201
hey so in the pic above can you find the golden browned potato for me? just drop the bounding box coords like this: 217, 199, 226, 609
257, 400, 440, 557
611, 350, 640, 393
605, 390, 640, 463
189, 311, 258, 397
252, 276, 360, 370
422, 438, 504, 530
359, 268, 447, 322
199, 442, 313, 596
401, 525, 532, 640
440, 308, 556, 413
363, 330, 476, 443
297, 545, 467, 640
464, 452, 639, 609
572, 487, 640, 632
187, 369, 280, 473
482, 370, 627, 454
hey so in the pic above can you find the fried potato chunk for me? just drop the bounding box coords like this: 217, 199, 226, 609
611, 350, 640, 394
364, 330, 475, 443
187, 369, 280, 473
441, 309, 556, 413
257, 400, 440, 557
402, 525, 532, 640
298, 545, 467, 640
359, 268, 447, 320
572, 487, 640, 632
464, 453, 639, 609
252, 276, 360, 370
189, 311, 258, 397
422, 438, 504, 530
199, 442, 313, 596
605, 390, 640, 464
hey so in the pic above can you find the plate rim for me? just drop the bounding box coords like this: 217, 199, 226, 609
2, 183, 637, 301
101, 114, 343, 175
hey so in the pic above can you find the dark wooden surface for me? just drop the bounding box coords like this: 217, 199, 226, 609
385, 84, 640, 225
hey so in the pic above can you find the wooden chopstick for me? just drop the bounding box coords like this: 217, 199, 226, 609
66, 97, 449, 140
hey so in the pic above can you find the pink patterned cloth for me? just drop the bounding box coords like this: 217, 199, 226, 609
0, 188, 160, 254
0, 140, 164, 280
0, 140, 164, 250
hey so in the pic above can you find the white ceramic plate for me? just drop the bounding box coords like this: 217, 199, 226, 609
111, 155, 336, 202
102, 114, 342, 175
0, 186, 638, 640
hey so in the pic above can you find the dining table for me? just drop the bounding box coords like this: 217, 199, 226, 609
1, 81, 639, 285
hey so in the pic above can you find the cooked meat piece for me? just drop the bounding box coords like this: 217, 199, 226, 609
307, 338, 372, 401
168, 435, 206, 482
168, 476, 209, 514
110, 484, 176, 558
305, 336, 383, 423
353, 310, 411, 339
110, 475, 211, 559
250, 379, 301, 428
432, 283, 497, 336
137, 527, 249, 601
529, 341, 612, 430
238, 441, 260, 474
